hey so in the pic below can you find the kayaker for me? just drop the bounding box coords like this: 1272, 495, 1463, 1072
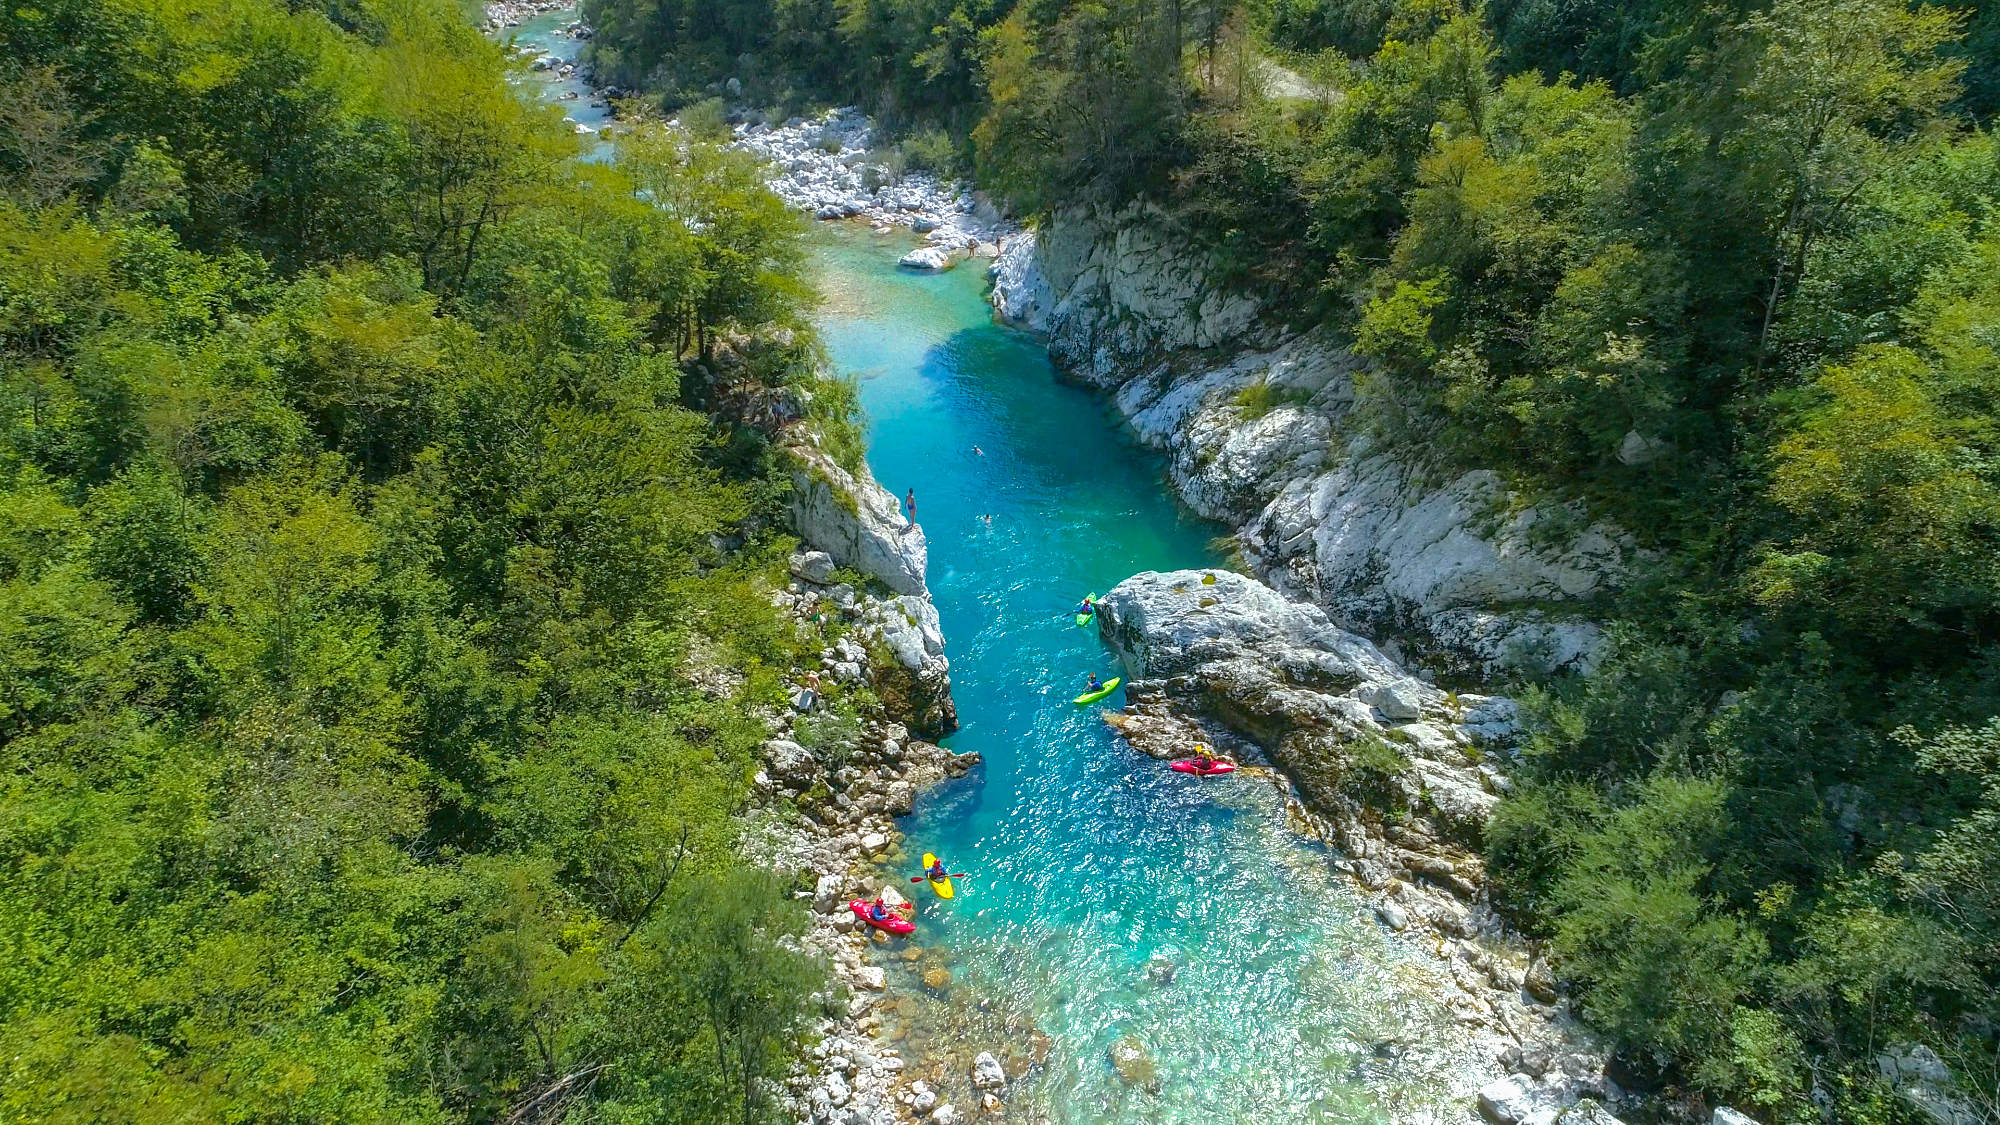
1075, 595, 1095, 618
869, 898, 895, 923
1192, 744, 1217, 771
927, 856, 949, 882
1086, 672, 1101, 693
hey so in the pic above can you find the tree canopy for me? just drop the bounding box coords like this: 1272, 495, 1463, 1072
577, 0, 2000, 1116
0, 1, 856, 1121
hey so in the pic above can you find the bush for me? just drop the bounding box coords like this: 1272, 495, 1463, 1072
900, 128, 960, 175
680, 96, 732, 140
1234, 381, 1314, 419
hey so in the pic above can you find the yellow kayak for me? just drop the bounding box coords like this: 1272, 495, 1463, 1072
921, 852, 955, 899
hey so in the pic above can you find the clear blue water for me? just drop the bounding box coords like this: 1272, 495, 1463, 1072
474, 14, 1494, 1102
811, 231, 1489, 1124
492, 11, 615, 154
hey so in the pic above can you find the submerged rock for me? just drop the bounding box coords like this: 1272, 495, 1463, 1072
970, 1051, 1007, 1090
1110, 1036, 1158, 1090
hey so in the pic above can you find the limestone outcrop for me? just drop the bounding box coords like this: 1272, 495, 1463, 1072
780, 442, 955, 737
993, 208, 1629, 673
1097, 568, 1519, 916
1097, 567, 1628, 1125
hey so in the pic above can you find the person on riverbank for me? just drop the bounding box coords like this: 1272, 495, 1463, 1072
905, 488, 916, 529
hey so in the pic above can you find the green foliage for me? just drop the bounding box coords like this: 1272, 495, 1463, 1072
714, 0, 2000, 1101
0, 2, 835, 1122
1233, 380, 1314, 419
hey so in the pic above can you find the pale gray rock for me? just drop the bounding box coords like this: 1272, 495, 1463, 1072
813, 873, 843, 913
1098, 570, 1513, 867
1874, 1044, 1984, 1125
991, 233, 1056, 329
970, 1052, 1007, 1090
783, 441, 926, 597
1412, 759, 1502, 835
989, 207, 1628, 673
1617, 429, 1663, 466
1479, 1075, 1538, 1124
765, 739, 821, 789
1711, 1111, 1757, 1125
1097, 569, 1411, 691
792, 550, 837, 584
899, 245, 963, 271
1358, 678, 1426, 720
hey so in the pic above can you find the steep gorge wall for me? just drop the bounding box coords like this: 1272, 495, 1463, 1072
992, 204, 1626, 675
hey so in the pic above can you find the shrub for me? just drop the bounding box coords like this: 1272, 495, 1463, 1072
1234, 381, 1314, 420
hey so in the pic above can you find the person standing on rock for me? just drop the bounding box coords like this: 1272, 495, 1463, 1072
905, 488, 917, 529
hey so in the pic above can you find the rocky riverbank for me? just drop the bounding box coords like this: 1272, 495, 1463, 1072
1095, 568, 1632, 1125
731, 108, 1016, 271
741, 453, 1004, 1125
991, 205, 1632, 678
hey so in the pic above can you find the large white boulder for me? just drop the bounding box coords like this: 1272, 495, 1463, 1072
898, 245, 964, 271
969, 1051, 1006, 1090
783, 442, 927, 597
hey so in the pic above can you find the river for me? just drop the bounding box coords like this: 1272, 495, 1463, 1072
811, 230, 1494, 1125
491, 14, 1501, 1118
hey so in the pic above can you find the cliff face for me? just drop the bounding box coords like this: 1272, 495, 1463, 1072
782, 440, 957, 737
993, 207, 1626, 675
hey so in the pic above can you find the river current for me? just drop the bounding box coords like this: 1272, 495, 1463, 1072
498, 16, 1494, 1118
812, 234, 1491, 1124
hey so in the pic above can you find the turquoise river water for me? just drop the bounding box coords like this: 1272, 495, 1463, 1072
809, 231, 1489, 1125
488, 12, 1491, 1114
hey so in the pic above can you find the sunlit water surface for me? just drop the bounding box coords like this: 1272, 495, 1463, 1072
810, 230, 1491, 1125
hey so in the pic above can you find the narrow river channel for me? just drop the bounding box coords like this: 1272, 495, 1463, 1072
496, 16, 1500, 1117
811, 232, 1492, 1125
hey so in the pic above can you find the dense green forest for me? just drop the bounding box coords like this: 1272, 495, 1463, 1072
579, 0, 2000, 1120
0, 0, 867, 1120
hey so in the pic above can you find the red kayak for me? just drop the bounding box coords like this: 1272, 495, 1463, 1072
850, 900, 915, 935
1171, 760, 1236, 776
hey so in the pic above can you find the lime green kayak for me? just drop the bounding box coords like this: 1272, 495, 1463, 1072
1074, 594, 1098, 627
1073, 677, 1120, 705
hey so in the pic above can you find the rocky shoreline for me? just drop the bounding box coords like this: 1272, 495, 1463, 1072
989, 206, 1629, 679
730, 108, 1016, 270
1094, 569, 1631, 1125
